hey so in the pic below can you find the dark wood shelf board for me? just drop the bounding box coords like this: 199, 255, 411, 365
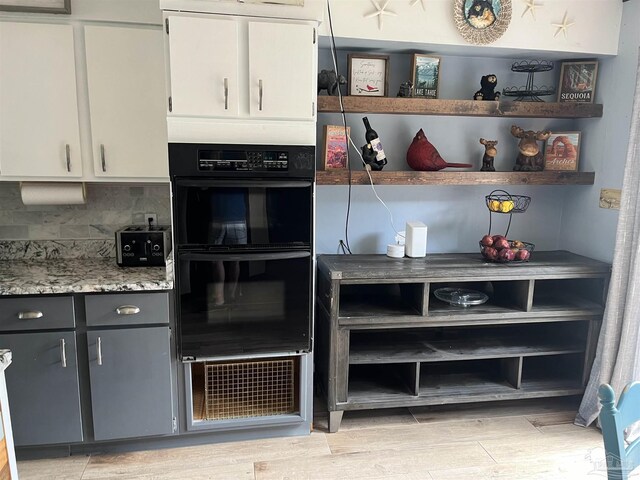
349, 335, 585, 364
344, 377, 584, 410
316, 170, 596, 186
317, 96, 603, 118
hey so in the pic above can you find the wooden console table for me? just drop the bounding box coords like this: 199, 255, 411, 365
315, 251, 610, 432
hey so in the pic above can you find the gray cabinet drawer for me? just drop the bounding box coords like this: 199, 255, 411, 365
85, 292, 170, 326
0, 296, 75, 331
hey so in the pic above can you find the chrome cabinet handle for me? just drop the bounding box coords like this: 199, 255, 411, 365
97, 336, 103, 366
100, 144, 106, 172
259, 79, 263, 111
66, 144, 71, 172
60, 338, 67, 368
224, 77, 229, 110
18, 310, 43, 320
116, 305, 140, 315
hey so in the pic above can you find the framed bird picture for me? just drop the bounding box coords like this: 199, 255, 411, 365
347, 54, 389, 97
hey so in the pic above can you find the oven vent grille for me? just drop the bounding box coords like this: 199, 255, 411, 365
204, 358, 296, 420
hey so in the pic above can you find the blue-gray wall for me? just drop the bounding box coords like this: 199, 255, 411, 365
559, 1, 639, 262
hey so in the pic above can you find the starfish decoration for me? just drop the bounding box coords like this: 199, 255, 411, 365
364, 0, 397, 30
521, 0, 541, 20
410, 0, 428, 10
552, 11, 575, 39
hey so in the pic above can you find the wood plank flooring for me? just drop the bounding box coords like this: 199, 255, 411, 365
17, 397, 637, 480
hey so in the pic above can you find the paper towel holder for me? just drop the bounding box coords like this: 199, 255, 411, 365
20, 182, 87, 206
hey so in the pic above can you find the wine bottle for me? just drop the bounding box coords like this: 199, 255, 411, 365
362, 117, 387, 163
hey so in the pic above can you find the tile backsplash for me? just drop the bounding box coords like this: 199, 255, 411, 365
0, 183, 171, 240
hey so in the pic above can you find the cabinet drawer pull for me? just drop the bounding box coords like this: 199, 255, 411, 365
65, 144, 71, 172
223, 77, 229, 110
60, 338, 67, 368
97, 336, 103, 366
18, 310, 43, 320
259, 79, 263, 111
100, 144, 106, 172
116, 305, 140, 315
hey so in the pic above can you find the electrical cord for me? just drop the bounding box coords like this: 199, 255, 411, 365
326, 0, 404, 250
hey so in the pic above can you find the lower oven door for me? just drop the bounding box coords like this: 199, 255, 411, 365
177, 250, 312, 360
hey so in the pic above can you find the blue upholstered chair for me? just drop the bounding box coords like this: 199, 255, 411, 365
598, 382, 640, 480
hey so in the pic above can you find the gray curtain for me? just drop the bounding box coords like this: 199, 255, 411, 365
576, 51, 640, 428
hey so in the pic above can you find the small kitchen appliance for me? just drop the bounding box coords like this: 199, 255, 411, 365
116, 225, 172, 267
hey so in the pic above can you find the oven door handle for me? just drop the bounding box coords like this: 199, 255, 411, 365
179, 251, 310, 262
175, 179, 312, 189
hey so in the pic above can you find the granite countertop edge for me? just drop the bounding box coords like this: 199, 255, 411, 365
0, 257, 174, 296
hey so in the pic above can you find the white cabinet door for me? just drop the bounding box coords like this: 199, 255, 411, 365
85, 26, 168, 179
167, 15, 239, 117
248, 21, 315, 120
0, 22, 82, 177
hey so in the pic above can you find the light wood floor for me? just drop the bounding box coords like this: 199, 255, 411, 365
16, 397, 637, 480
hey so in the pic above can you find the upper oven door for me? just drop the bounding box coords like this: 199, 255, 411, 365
173, 179, 312, 250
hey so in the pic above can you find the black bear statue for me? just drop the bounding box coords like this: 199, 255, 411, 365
318, 69, 346, 96
474, 74, 501, 101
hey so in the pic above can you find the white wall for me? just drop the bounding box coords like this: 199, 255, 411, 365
317, 0, 622, 57
558, 1, 640, 262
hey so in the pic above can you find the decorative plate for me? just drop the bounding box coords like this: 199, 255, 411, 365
434, 287, 489, 307
453, 0, 512, 45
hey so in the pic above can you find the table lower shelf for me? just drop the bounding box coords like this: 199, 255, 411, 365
343, 376, 585, 410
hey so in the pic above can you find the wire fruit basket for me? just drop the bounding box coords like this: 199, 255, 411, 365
479, 239, 535, 263
485, 189, 531, 238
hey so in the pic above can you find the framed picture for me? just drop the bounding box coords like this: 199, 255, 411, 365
411, 54, 441, 99
453, 0, 512, 45
544, 132, 581, 171
347, 54, 389, 97
323, 125, 350, 170
0, 0, 70, 13
557, 60, 598, 103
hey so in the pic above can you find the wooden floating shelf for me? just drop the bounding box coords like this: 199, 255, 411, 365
317, 96, 603, 119
316, 170, 595, 186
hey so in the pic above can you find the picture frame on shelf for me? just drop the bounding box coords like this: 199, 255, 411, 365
0, 0, 70, 13
557, 60, 598, 103
411, 54, 441, 99
323, 125, 351, 170
347, 54, 389, 97
543, 131, 581, 171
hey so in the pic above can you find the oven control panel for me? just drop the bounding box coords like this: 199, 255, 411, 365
198, 150, 288, 172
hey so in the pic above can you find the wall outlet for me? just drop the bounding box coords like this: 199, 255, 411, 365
144, 213, 157, 226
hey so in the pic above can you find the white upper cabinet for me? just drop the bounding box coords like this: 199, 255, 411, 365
0, 22, 82, 178
166, 13, 316, 121
248, 21, 315, 119
85, 25, 168, 179
167, 15, 239, 117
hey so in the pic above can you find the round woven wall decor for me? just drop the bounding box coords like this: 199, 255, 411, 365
453, 0, 512, 45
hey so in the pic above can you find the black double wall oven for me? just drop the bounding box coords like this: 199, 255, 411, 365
169, 143, 315, 361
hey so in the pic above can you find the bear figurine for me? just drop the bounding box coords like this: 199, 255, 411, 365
317, 69, 346, 96
474, 74, 500, 101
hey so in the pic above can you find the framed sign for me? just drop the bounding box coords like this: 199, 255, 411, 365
323, 125, 350, 170
453, 0, 512, 45
544, 132, 581, 171
0, 0, 70, 13
411, 54, 441, 99
347, 54, 389, 97
558, 60, 598, 103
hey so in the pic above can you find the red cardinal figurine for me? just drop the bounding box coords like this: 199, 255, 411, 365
406, 129, 473, 171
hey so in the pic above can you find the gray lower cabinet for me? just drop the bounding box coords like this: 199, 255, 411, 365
87, 326, 173, 441
3, 331, 83, 446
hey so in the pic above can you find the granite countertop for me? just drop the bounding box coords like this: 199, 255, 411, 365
0, 240, 173, 295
